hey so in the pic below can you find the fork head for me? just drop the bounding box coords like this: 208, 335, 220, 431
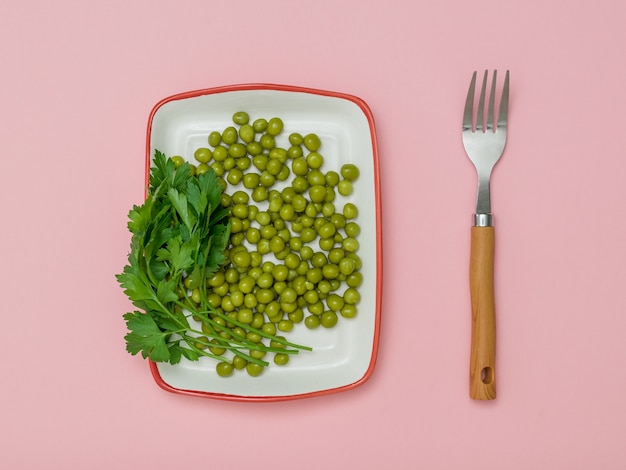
462, 69, 509, 166
462, 70, 509, 222
463, 70, 509, 156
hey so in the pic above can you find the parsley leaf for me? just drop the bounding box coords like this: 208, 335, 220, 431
123, 311, 173, 362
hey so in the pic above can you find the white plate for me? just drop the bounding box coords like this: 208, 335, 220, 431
145, 84, 382, 401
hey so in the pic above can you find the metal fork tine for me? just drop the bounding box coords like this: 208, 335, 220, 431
476, 70, 488, 132
497, 70, 510, 129
463, 71, 477, 131
487, 70, 497, 132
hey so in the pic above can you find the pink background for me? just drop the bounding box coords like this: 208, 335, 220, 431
2, 0, 625, 468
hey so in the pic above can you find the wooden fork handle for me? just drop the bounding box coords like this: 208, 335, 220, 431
469, 226, 497, 400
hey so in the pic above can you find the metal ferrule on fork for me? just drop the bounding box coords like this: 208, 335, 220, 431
473, 213, 493, 227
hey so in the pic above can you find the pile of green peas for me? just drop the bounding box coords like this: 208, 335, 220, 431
171, 111, 362, 377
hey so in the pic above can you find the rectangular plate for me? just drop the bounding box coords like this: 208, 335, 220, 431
145, 84, 382, 401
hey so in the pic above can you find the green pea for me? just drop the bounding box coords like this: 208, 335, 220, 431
345, 222, 360, 237
306, 152, 324, 169
322, 263, 339, 279
303, 289, 319, 305
243, 173, 260, 189
274, 353, 290, 366
304, 133, 321, 151
225, 267, 240, 284
338, 305, 356, 321
222, 126, 238, 145
249, 348, 266, 360
288, 145, 303, 159
319, 237, 335, 252
207, 293, 222, 308
252, 186, 269, 202
232, 356, 247, 370
213, 145, 228, 162
309, 185, 327, 203
284, 253, 301, 270
276, 165, 290, 181
253, 155, 268, 171
250, 252, 262, 267
338, 180, 353, 196
267, 117, 284, 136
305, 315, 320, 329
321, 311, 338, 328
232, 111, 249, 125
289, 132, 303, 145
291, 194, 307, 212
227, 168, 243, 185
252, 118, 268, 133
307, 170, 326, 186
255, 211, 271, 226
208, 271, 225, 287
208, 131, 222, 147
326, 293, 344, 312
269, 236, 285, 253
341, 163, 360, 181
196, 163, 210, 175
246, 227, 261, 244
296, 260, 310, 276
236, 157, 251, 171
292, 176, 309, 193
170, 156, 184, 167
261, 322, 277, 336
232, 250, 251, 269
289, 308, 304, 323
238, 276, 256, 294
300, 246, 314, 260
325, 170, 340, 187
259, 171, 276, 188
344, 287, 361, 305
244, 293, 258, 308
318, 222, 336, 239
272, 264, 288, 282
260, 134, 275, 149
306, 267, 323, 284
342, 237, 359, 253
237, 308, 253, 324
229, 143, 247, 158
223, 157, 236, 171
194, 147, 212, 163
279, 204, 295, 221
328, 248, 345, 264
339, 257, 357, 275
257, 272, 274, 289
216, 362, 234, 377
246, 363, 264, 377
266, 159, 283, 176
239, 124, 255, 143
265, 301, 281, 321
210, 163, 225, 179
278, 319, 293, 332
310, 252, 327, 268
343, 203, 358, 219
300, 227, 316, 243
317, 280, 331, 295
247, 141, 263, 156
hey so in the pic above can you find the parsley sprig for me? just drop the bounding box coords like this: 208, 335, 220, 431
117, 150, 310, 367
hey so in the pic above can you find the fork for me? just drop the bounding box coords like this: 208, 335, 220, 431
462, 69, 509, 400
